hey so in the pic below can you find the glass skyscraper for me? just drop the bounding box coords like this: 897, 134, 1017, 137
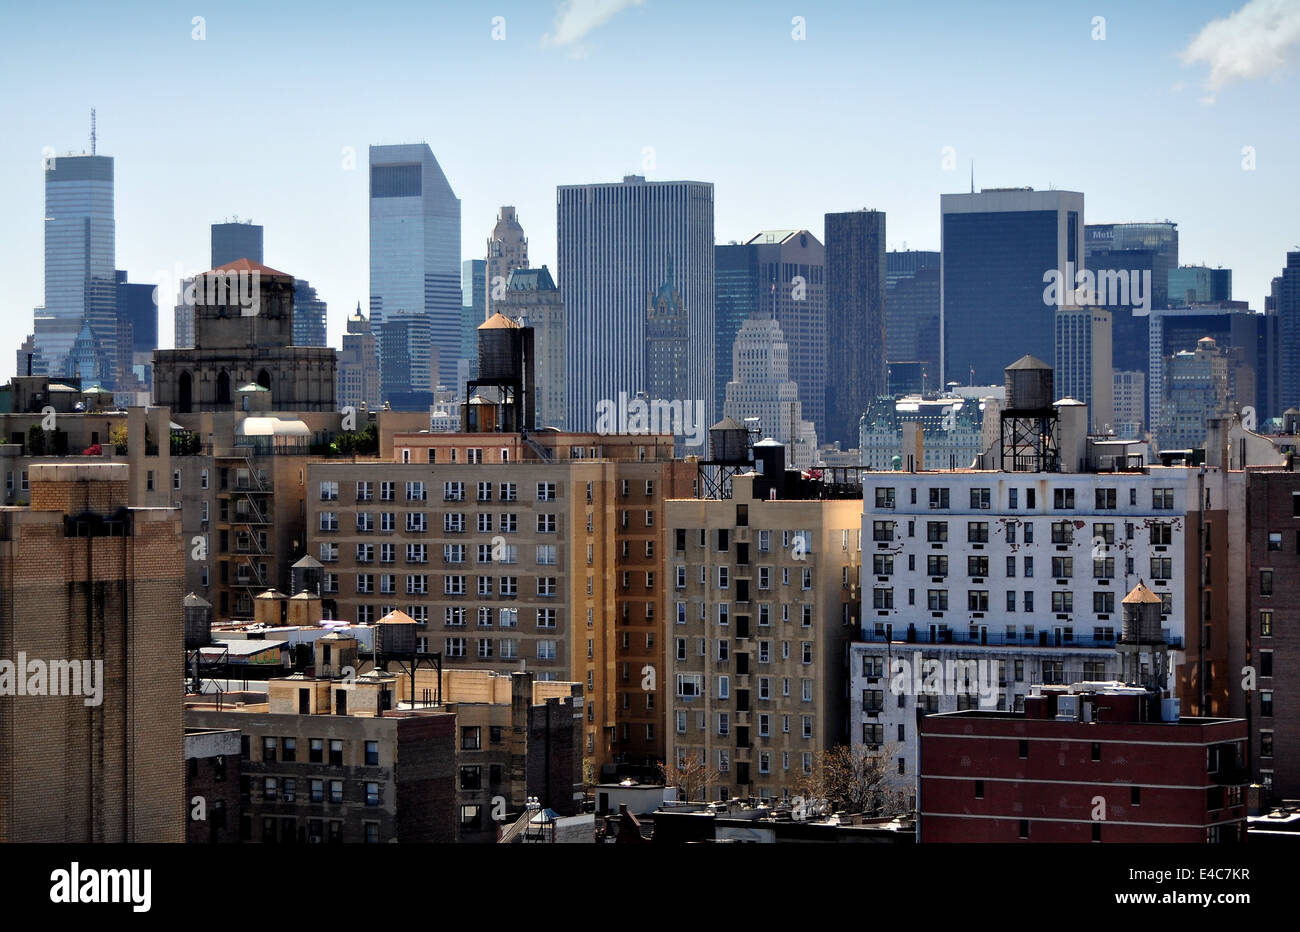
714, 231, 825, 438
824, 209, 886, 448
557, 176, 715, 435
293, 279, 328, 347
886, 250, 941, 392
941, 188, 1084, 387
211, 221, 264, 268
37, 154, 115, 377
369, 143, 461, 396
714, 243, 760, 418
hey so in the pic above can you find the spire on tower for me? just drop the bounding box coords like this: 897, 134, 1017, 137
90, 108, 96, 156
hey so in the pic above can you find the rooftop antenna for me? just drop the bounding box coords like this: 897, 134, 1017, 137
969, 161, 974, 194
90, 108, 96, 156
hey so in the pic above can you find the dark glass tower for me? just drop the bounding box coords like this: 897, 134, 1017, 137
941, 189, 1084, 387
824, 209, 886, 447
886, 250, 940, 392
211, 221, 264, 268
714, 244, 760, 417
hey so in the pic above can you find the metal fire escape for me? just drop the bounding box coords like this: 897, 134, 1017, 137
228, 451, 273, 615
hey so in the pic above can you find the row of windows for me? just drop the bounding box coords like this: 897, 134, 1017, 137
675, 564, 814, 589
674, 602, 815, 626
249, 776, 382, 806
871, 552, 1170, 579
871, 587, 1171, 615
318, 512, 561, 534
676, 640, 814, 666
873, 485, 1176, 511
321, 480, 554, 502
872, 519, 1174, 546
248, 736, 380, 766
340, 573, 563, 597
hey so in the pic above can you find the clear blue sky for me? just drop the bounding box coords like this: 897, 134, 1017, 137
1, 0, 1296, 381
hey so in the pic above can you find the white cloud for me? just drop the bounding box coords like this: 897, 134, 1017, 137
1180, 0, 1300, 90
1169, 80, 1186, 93
543, 0, 645, 48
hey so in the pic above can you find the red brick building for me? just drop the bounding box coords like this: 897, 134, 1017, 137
1246, 467, 1300, 801
919, 685, 1248, 843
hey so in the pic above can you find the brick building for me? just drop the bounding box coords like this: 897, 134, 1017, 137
1245, 466, 1300, 800
185, 727, 242, 843
0, 462, 186, 842
918, 683, 1249, 843
665, 441, 863, 801
306, 430, 694, 775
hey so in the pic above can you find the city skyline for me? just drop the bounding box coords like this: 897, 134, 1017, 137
2, 0, 1296, 381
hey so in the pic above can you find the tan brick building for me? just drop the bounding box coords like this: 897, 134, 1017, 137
0, 462, 186, 842
665, 469, 863, 801
306, 430, 694, 776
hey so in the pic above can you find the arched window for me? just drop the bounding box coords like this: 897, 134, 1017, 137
178, 372, 193, 414
216, 370, 231, 406
257, 369, 271, 391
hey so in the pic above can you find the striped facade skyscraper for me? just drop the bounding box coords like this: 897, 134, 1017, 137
557, 175, 714, 435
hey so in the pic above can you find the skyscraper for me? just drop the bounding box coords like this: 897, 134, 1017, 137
557, 176, 714, 433
461, 258, 486, 383
292, 278, 328, 347
378, 311, 437, 410
498, 266, 566, 430
714, 242, 760, 416
1169, 265, 1233, 306
1085, 221, 1177, 389
1054, 305, 1113, 433
486, 206, 528, 318
714, 231, 826, 438
369, 144, 461, 395
886, 250, 941, 391
824, 209, 886, 447
1273, 251, 1300, 412
641, 256, 694, 451
36, 152, 115, 379
210, 220, 264, 268
722, 315, 818, 468
941, 188, 1084, 386
338, 303, 380, 412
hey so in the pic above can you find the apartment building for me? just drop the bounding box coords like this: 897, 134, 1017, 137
665, 454, 862, 801
859, 462, 1241, 720
849, 639, 1122, 799
185, 638, 582, 843
919, 683, 1249, 843
393, 666, 582, 839
307, 430, 694, 775
1245, 466, 1300, 800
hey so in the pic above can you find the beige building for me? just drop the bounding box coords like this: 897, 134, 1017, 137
0, 462, 186, 842
665, 468, 863, 800
184, 636, 581, 843
306, 430, 694, 776
485, 206, 529, 318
